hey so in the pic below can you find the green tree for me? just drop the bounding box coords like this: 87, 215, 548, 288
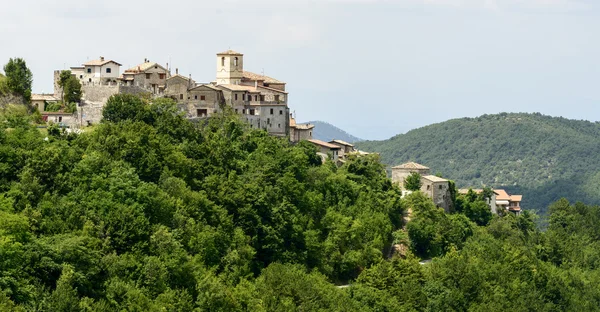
3, 58, 33, 102
58, 71, 82, 106
404, 172, 422, 191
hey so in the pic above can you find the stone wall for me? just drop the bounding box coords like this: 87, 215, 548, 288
391, 168, 430, 188
421, 180, 451, 212
82, 85, 119, 103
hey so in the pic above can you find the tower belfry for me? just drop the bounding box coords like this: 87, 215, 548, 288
216, 50, 244, 85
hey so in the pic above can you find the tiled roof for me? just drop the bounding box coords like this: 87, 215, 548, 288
191, 84, 220, 91
83, 58, 122, 66
167, 74, 190, 81
494, 189, 511, 201
422, 175, 448, 183
124, 62, 166, 73
510, 195, 522, 202
294, 124, 315, 130
217, 49, 243, 56
330, 139, 354, 147
308, 139, 341, 149
218, 84, 259, 92
31, 94, 59, 101
242, 71, 284, 84
392, 162, 430, 170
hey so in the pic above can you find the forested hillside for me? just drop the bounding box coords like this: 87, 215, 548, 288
357, 113, 600, 214
1, 100, 600, 311
307, 120, 362, 143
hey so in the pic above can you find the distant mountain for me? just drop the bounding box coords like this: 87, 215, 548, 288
356, 113, 600, 214
306, 120, 363, 143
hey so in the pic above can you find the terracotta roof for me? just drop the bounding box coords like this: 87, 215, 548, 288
191, 84, 220, 91
243, 71, 284, 84
422, 175, 448, 183
124, 62, 167, 73
510, 195, 522, 202
330, 139, 354, 147
392, 162, 430, 170
494, 189, 511, 201
31, 94, 59, 101
218, 84, 260, 92
83, 58, 122, 66
217, 49, 243, 56
294, 124, 314, 130
308, 139, 341, 149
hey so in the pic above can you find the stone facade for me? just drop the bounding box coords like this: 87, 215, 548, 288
421, 175, 451, 212
49, 50, 296, 138
391, 162, 431, 189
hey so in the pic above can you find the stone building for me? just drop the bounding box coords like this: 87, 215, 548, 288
308, 139, 341, 162
391, 162, 431, 187
392, 162, 451, 212
165, 50, 290, 137
121, 59, 170, 94
289, 115, 314, 142
329, 140, 355, 158
421, 175, 451, 212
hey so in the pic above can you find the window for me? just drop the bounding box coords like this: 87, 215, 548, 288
234, 57, 238, 67
279, 110, 283, 115
270, 108, 273, 115
79, 75, 83, 79
159, 73, 165, 79
88, 78, 92, 82
260, 95, 265, 101
197, 109, 208, 117
194, 95, 198, 100
234, 94, 238, 100
145, 73, 151, 79
274, 95, 280, 102
250, 109, 255, 115
267, 118, 270, 124
106, 68, 111, 73
235, 109, 238, 114
180, 94, 183, 100
201, 95, 206, 100
58, 116, 63, 122
439, 185, 442, 190
255, 95, 258, 101
221, 57, 225, 67
427, 185, 431, 190
87, 68, 91, 73
278, 124, 281, 128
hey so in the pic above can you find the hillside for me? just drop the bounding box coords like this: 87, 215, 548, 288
307, 120, 363, 143
357, 112, 600, 213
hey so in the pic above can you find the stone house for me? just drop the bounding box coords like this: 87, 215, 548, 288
42, 111, 77, 127
329, 140, 355, 159
121, 59, 170, 94
392, 162, 451, 212
289, 115, 314, 143
391, 162, 431, 188
308, 139, 341, 162
421, 175, 451, 212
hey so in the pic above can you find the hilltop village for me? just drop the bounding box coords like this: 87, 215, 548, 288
32, 50, 316, 142
27, 50, 521, 215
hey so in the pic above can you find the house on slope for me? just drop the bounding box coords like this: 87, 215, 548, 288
392, 162, 452, 212
308, 139, 341, 162
458, 188, 522, 215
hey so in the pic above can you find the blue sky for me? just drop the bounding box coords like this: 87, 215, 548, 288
1, 0, 598, 139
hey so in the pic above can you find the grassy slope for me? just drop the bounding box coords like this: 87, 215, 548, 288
357, 113, 600, 213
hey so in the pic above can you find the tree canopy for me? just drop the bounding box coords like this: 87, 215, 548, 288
0, 96, 598, 310
2, 58, 33, 103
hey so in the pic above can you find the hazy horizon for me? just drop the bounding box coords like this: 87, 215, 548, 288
2, 0, 598, 140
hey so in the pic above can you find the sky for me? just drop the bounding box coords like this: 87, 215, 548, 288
1, 0, 599, 140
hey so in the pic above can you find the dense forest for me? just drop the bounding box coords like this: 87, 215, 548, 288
357, 113, 600, 214
306, 120, 362, 143
0, 97, 599, 310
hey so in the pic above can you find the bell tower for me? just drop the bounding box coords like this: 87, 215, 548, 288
216, 50, 243, 85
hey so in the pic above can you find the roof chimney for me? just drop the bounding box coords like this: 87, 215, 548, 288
144, 58, 147, 63
100, 56, 104, 61
176, 68, 178, 75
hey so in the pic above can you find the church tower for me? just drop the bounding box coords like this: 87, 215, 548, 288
216, 50, 244, 85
